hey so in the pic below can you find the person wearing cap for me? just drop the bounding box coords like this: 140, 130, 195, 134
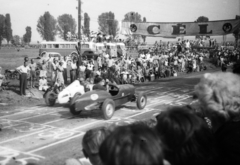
16, 61, 30, 95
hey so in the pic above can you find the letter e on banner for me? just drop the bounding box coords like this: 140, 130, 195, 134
147, 25, 160, 35
172, 24, 186, 35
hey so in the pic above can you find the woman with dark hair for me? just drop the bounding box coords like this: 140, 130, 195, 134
155, 106, 217, 165
99, 124, 166, 165
82, 127, 111, 165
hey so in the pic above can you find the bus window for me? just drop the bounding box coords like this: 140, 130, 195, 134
41, 44, 46, 48
70, 44, 76, 49
59, 44, 65, 48
66, 44, 70, 48
47, 44, 52, 48
53, 44, 59, 48
107, 45, 110, 49
82, 44, 89, 48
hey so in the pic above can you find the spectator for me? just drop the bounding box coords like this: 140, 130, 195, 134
82, 127, 111, 165
99, 123, 166, 165
194, 72, 240, 164
155, 106, 217, 165
29, 59, 37, 88
16, 61, 30, 96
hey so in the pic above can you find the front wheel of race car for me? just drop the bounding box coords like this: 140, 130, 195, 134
69, 103, 82, 115
136, 93, 147, 110
45, 91, 56, 106
102, 99, 115, 120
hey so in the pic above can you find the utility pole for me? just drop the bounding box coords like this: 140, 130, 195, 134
78, 0, 82, 66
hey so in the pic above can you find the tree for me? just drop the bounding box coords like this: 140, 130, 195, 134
11, 35, 21, 46
98, 12, 118, 37
57, 14, 76, 41
83, 13, 90, 37
37, 12, 57, 41
196, 16, 209, 22
4, 14, 12, 44
123, 12, 143, 41
23, 26, 32, 44
123, 12, 142, 22
0, 15, 5, 47
142, 17, 147, 42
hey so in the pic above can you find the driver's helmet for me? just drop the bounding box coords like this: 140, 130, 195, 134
79, 77, 84, 82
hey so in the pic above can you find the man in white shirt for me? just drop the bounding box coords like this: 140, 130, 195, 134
16, 61, 30, 96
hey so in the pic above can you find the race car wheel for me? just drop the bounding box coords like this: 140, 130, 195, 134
136, 93, 147, 110
102, 99, 115, 120
69, 103, 82, 115
45, 91, 56, 106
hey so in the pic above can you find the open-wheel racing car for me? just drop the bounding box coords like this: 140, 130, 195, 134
69, 83, 147, 120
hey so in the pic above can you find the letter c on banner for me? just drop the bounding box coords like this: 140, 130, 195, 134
147, 25, 160, 35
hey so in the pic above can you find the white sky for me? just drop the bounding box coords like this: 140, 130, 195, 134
0, 0, 239, 43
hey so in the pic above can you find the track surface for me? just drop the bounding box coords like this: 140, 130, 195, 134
0, 72, 210, 165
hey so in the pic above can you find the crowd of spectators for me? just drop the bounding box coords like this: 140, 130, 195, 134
60, 71, 240, 165
28, 38, 222, 92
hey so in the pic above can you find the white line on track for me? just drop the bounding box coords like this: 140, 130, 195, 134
0, 128, 52, 145
0, 146, 45, 159
18, 111, 59, 121
28, 132, 85, 153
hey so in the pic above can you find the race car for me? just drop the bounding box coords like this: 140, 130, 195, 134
69, 83, 147, 120
44, 80, 85, 106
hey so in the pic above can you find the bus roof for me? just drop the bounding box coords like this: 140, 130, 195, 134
40, 41, 78, 44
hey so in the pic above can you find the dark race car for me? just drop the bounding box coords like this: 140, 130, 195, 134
69, 84, 147, 120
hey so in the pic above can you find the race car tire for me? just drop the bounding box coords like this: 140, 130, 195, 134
69, 103, 82, 115
45, 91, 56, 106
70, 92, 82, 105
136, 93, 147, 110
102, 99, 115, 120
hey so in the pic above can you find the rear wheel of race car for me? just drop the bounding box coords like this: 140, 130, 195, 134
136, 93, 147, 110
45, 91, 56, 106
69, 103, 82, 115
102, 99, 115, 120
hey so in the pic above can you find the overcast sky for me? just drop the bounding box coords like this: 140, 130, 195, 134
0, 0, 239, 43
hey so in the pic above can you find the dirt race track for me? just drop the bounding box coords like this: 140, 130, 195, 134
0, 71, 216, 165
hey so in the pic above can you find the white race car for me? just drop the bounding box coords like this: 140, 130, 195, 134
44, 80, 86, 106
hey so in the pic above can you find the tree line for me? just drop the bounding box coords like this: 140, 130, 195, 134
0, 13, 32, 47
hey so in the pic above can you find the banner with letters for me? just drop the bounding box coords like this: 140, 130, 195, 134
120, 19, 240, 37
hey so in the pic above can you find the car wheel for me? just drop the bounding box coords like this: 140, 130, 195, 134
45, 91, 56, 106
70, 92, 82, 105
69, 103, 82, 115
136, 93, 147, 110
102, 99, 115, 120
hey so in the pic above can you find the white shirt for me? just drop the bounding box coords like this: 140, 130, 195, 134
79, 65, 86, 72
17, 65, 30, 74
71, 63, 77, 70
62, 61, 67, 69
87, 63, 94, 70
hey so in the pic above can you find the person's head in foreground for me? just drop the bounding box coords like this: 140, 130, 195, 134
99, 123, 165, 165
82, 127, 111, 165
194, 72, 240, 132
155, 106, 216, 165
